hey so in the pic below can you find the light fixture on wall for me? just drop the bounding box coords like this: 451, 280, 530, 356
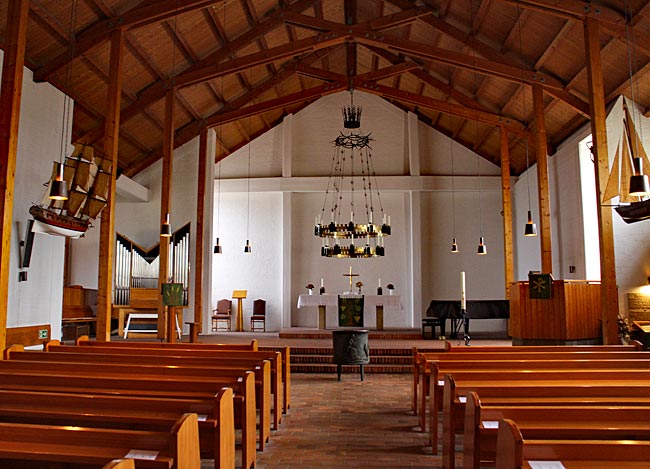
314, 90, 390, 258
517, 0, 538, 237
161, 213, 172, 237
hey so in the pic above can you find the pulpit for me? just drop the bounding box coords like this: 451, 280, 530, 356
509, 280, 601, 345
232, 290, 247, 332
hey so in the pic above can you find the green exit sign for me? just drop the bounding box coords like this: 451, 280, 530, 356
38, 329, 48, 339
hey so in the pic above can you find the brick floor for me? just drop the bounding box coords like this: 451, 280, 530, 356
207, 373, 443, 469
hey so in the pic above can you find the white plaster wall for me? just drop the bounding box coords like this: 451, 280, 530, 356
212, 192, 283, 331
419, 120, 502, 177
3, 50, 66, 336
292, 91, 408, 177
217, 125, 282, 179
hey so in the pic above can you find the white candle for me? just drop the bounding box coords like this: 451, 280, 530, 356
460, 271, 466, 310
378, 278, 381, 288
349, 265, 352, 276
321, 278, 324, 288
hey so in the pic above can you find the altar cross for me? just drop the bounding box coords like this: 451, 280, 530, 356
343, 265, 359, 293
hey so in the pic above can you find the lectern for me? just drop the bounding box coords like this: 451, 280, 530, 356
232, 290, 247, 332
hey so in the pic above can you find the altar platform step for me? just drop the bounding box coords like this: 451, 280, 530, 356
278, 328, 424, 340
266, 344, 415, 374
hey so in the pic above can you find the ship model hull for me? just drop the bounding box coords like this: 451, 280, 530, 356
615, 199, 650, 224
29, 205, 89, 235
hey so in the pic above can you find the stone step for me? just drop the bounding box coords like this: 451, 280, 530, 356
291, 363, 412, 374
292, 354, 411, 365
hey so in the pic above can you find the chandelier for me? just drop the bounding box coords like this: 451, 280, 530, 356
314, 92, 391, 258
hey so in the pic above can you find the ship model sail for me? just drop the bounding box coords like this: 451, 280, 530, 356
602, 100, 650, 224
30, 144, 112, 237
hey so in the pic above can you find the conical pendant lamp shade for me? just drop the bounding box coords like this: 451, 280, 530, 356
451, 238, 459, 253
160, 213, 172, 237
213, 237, 222, 254
48, 162, 69, 201
524, 210, 538, 237
629, 157, 650, 197
477, 236, 487, 255
244, 239, 252, 253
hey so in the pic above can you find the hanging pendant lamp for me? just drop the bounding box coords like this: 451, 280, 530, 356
524, 210, 538, 236
48, 162, 69, 200
477, 236, 487, 255
161, 213, 172, 237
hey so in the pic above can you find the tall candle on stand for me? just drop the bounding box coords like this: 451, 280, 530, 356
460, 271, 466, 310
321, 278, 324, 288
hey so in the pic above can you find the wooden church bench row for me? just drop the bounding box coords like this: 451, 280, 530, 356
0, 387, 234, 469
411, 343, 642, 417
426, 359, 650, 442
0, 412, 199, 469
464, 391, 650, 469
74, 336, 292, 417
7, 345, 273, 448
0, 365, 257, 469
54, 340, 284, 432
441, 374, 650, 469
417, 347, 650, 431
495, 418, 650, 469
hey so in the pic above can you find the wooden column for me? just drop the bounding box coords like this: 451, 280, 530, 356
533, 84, 553, 273
500, 127, 514, 298
192, 128, 208, 339
584, 17, 619, 344
158, 88, 175, 342
0, 0, 29, 354
97, 29, 124, 341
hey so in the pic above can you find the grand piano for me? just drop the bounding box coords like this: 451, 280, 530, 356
423, 300, 509, 344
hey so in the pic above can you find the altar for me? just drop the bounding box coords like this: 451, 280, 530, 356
297, 293, 402, 330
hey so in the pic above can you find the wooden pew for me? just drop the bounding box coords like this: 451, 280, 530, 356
417, 349, 650, 434
6, 345, 272, 448
76, 337, 260, 351
104, 460, 136, 469
0, 387, 234, 469
0, 368, 257, 469
0, 413, 199, 468
442, 375, 650, 469
411, 343, 641, 416
495, 418, 650, 469
465, 391, 650, 469
46, 341, 283, 432
74, 337, 291, 417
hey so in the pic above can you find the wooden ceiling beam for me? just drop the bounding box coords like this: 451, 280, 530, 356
356, 62, 419, 82
366, 45, 494, 113
354, 80, 527, 137
365, 6, 434, 31
345, 0, 357, 83
124, 47, 338, 174
294, 64, 347, 82
177, 33, 347, 89
34, 0, 220, 81
497, 0, 624, 24
354, 31, 563, 89
205, 82, 346, 128
126, 82, 345, 176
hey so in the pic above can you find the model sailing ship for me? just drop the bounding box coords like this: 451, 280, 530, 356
602, 100, 650, 224
30, 143, 112, 238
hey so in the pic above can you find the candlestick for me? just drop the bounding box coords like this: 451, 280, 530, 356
460, 271, 466, 310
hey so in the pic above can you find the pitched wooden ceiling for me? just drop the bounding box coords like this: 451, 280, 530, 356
3, 0, 650, 177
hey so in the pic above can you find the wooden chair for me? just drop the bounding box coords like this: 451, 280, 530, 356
212, 299, 232, 331
250, 299, 267, 332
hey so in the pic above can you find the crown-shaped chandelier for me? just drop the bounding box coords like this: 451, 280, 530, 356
314, 91, 390, 258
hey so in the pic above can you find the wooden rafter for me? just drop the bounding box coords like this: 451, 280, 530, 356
354, 80, 527, 137
34, 0, 221, 82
